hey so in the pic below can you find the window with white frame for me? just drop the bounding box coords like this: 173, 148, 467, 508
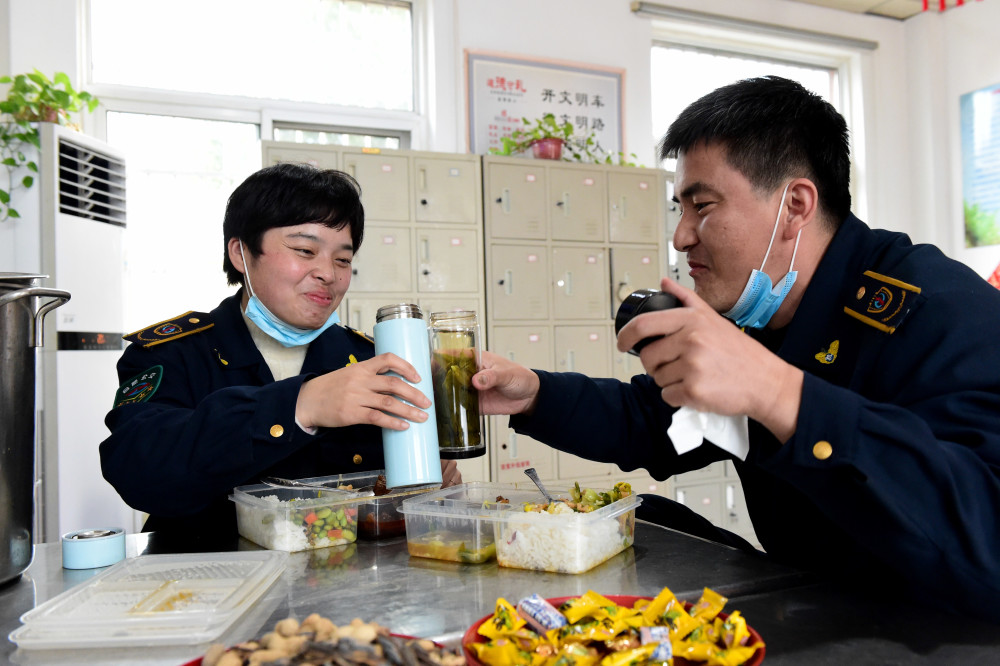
88, 0, 418, 330
90, 0, 414, 110
651, 45, 840, 169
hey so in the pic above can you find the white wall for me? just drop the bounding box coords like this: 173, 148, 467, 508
438, 0, 912, 241
446, 0, 657, 166
920, 1, 1000, 274
3, 0, 999, 274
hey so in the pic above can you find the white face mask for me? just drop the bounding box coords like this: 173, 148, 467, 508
723, 183, 801, 329
239, 241, 340, 347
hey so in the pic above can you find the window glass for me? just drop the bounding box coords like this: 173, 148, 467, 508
651, 45, 837, 168
91, 0, 413, 111
273, 125, 402, 150
105, 112, 261, 331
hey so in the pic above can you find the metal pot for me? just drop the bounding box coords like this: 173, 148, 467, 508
0, 273, 70, 585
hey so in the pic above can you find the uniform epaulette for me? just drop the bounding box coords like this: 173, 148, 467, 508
123, 311, 214, 348
843, 270, 922, 334
342, 323, 374, 345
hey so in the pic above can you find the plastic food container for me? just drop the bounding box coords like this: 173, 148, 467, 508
398, 482, 640, 571
9, 551, 286, 649
231, 471, 438, 550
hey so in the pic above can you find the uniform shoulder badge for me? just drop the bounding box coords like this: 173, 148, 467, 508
123, 311, 214, 348
342, 324, 374, 345
843, 270, 921, 334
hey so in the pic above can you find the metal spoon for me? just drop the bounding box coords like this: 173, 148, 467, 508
523, 468, 555, 504
261, 476, 372, 496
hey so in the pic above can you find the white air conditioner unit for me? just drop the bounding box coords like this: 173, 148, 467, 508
1, 122, 140, 542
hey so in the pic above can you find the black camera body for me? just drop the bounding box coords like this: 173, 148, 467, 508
614, 288, 680, 356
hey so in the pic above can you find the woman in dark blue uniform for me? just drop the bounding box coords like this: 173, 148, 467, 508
472, 77, 1000, 621
100, 163, 460, 543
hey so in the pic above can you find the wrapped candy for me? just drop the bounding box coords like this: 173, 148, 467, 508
467, 588, 763, 666
517, 594, 568, 633
480, 598, 529, 639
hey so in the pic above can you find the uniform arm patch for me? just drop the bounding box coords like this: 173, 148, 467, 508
843, 270, 922, 334
114, 365, 163, 408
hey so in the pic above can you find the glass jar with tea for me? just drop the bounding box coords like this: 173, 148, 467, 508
428, 310, 485, 459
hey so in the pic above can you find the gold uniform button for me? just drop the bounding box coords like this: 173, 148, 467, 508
188, 317, 200, 324
352, 454, 363, 465
269, 424, 284, 438
813, 440, 833, 460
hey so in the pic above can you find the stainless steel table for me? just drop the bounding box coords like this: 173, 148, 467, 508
1, 521, 996, 665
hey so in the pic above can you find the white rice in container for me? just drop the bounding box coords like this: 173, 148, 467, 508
495, 510, 627, 573
234, 494, 350, 552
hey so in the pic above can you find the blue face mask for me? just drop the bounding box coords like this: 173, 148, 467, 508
239, 242, 340, 347
723, 183, 801, 329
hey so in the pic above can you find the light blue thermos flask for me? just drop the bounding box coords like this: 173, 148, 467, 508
373, 303, 442, 488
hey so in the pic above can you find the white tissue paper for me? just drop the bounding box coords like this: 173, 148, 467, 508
666, 406, 750, 461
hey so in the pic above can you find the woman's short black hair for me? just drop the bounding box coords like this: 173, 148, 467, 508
659, 76, 852, 227
222, 162, 365, 286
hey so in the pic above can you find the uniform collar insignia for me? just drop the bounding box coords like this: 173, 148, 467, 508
815, 340, 839, 364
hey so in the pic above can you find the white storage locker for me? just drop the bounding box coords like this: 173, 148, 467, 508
548, 166, 607, 242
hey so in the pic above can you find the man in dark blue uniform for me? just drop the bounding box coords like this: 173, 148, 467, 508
472, 77, 1000, 621
100, 163, 460, 543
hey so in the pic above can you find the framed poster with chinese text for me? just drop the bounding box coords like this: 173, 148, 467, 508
466, 50, 624, 157
961, 82, 1000, 247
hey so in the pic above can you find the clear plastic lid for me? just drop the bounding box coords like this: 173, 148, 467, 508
10, 550, 287, 649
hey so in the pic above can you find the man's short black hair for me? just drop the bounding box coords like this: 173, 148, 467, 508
222, 162, 365, 286
659, 76, 851, 226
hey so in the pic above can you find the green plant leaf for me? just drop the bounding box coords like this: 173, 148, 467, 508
21, 175, 33, 188
27, 161, 37, 172
8, 208, 20, 218
1, 157, 16, 167
0, 190, 9, 204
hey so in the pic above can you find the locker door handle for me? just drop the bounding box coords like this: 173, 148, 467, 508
566, 350, 575, 372
418, 166, 427, 191
556, 192, 569, 215
619, 196, 628, 219
501, 270, 513, 295
420, 198, 428, 205
509, 431, 518, 458
564, 271, 573, 296
497, 188, 511, 213
420, 237, 430, 262
346, 161, 357, 178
